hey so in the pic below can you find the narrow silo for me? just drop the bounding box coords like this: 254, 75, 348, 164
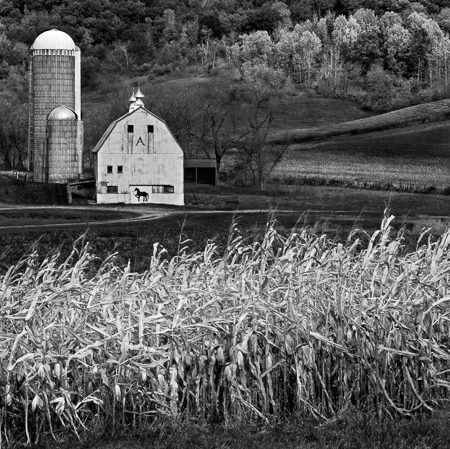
28, 29, 83, 183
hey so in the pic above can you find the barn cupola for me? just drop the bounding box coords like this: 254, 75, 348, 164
134, 86, 145, 108
128, 86, 145, 112
128, 90, 137, 112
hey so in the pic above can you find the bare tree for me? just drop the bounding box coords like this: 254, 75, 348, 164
201, 99, 239, 172
226, 102, 289, 190
151, 85, 239, 177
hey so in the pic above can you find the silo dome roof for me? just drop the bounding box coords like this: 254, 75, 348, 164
31, 29, 76, 51
48, 106, 77, 120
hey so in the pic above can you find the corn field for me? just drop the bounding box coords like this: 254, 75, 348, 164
1, 214, 450, 445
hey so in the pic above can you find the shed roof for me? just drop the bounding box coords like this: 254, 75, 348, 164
184, 158, 217, 168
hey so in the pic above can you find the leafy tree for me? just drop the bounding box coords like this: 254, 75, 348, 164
436, 7, 450, 34
335, 0, 362, 15
239, 30, 274, 64
380, 11, 403, 30
406, 11, 443, 80
285, 0, 314, 23
271, 1, 292, 29
328, 15, 360, 91
122, 23, 155, 62
383, 22, 411, 76
298, 30, 323, 86
312, 0, 338, 16
199, 11, 227, 38
363, 64, 407, 111
161, 9, 179, 43
241, 61, 287, 94
349, 9, 382, 72
242, 3, 283, 33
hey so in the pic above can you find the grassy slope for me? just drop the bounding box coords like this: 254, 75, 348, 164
320, 120, 450, 157
83, 68, 376, 140
274, 120, 450, 190
270, 98, 450, 144
82, 63, 450, 159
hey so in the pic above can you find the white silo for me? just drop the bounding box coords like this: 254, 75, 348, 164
28, 29, 83, 183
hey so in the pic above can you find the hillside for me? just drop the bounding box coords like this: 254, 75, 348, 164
271, 119, 450, 192
271, 99, 450, 144
315, 120, 450, 157
83, 66, 450, 151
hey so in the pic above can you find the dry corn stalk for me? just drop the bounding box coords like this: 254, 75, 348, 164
1, 216, 450, 443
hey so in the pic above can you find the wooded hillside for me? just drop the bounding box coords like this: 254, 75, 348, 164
1, 0, 450, 171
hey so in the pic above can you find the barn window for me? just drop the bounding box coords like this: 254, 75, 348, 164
107, 185, 118, 193
117, 165, 123, 173
128, 125, 134, 133
107, 165, 113, 173
152, 185, 174, 193
147, 125, 154, 153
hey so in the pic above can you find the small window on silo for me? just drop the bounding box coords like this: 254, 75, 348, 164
117, 165, 123, 174
107, 165, 113, 174
147, 125, 154, 133
128, 125, 134, 133
107, 185, 118, 193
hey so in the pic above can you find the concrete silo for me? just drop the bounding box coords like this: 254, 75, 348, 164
28, 29, 83, 183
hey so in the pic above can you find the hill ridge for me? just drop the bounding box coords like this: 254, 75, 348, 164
271, 99, 450, 145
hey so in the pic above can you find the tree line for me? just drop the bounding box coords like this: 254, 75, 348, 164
229, 8, 450, 111
1, 0, 449, 87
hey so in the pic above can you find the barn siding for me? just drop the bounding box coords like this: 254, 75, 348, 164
95, 108, 184, 205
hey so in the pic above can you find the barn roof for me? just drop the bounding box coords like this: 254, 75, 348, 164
91, 106, 179, 154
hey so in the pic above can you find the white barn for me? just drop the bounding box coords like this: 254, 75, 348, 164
92, 89, 184, 205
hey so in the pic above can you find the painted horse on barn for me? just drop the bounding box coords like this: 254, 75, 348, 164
134, 187, 149, 202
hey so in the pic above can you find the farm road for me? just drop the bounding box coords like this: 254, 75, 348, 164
0, 203, 342, 231
0, 203, 385, 234
0, 204, 171, 233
